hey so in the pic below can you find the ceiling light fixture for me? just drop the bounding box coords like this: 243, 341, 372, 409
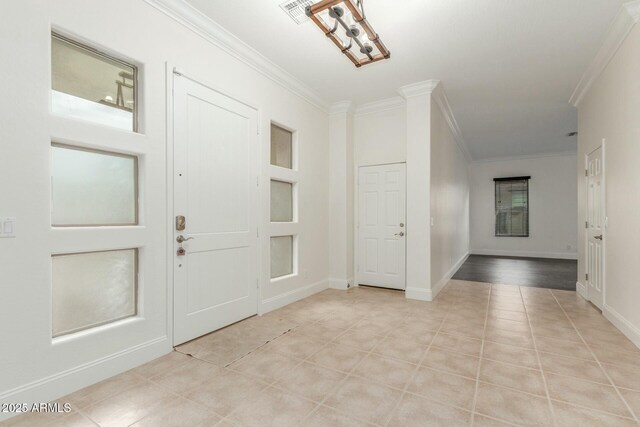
305, 0, 390, 68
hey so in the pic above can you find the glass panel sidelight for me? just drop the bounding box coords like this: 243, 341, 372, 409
52, 249, 137, 337
51, 33, 137, 131
271, 180, 293, 222
51, 144, 137, 226
270, 236, 293, 279
270, 124, 293, 169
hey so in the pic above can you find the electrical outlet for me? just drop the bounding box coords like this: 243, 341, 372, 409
0, 217, 16, 238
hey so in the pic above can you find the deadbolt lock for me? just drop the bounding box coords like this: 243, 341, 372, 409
176, 215, 186, 231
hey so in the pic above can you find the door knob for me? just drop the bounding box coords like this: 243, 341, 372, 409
176, 235, 194, 243
594, 235, 603, 240
394, 231, 405, 237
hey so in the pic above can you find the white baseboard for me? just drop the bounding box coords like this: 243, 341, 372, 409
432, 252, 470, 299
329, 278, 349, 290
260, 279, 329, 314
603, 304, 640, 351
0, 337, 171, 422
576, 281, 587, 299
405, 286, 432, 302
470, 249, 577, 260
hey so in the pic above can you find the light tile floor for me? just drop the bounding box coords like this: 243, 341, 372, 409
4, 281, 640, 426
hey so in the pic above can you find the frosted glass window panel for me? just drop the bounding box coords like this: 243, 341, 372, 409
52, 249, 137, 337
271, 180, 293, 222
271, 236, 293, 279
270, 124, 292, 169
51, 34, 136, 131
52, 145, 137, 226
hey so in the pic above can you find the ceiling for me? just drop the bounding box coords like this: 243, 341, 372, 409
184, 0, 625, 160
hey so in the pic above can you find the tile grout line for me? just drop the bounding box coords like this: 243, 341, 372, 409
381, 286, 456, 427
296, 299, 412, 426
468, 282, 493, 426
301, 318, 392, 424
520, 288, 559, 427
546, 397, 638, 422
549, 291, 640, 425
218, 306, 358, 426
283, 302, 382, 410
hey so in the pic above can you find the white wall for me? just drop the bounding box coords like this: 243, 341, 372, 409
354, 104, 406, 167
576, 24, 640, 348
402, 85, 433, 301
328, 102, 354, 289
469, 154, 578, 259
0, 0, 330, 415
430, 99, 470, 294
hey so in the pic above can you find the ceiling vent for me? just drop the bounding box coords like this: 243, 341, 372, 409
279, 0, 317, 25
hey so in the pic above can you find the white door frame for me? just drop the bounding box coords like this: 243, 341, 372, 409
584, 140, 606, 307
165, 63, 263, 345
354, 161, 407, 290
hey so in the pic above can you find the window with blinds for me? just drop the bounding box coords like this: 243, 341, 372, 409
495, 176, 530, 237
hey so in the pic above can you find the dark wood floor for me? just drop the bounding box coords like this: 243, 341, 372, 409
452, 255, 578, 291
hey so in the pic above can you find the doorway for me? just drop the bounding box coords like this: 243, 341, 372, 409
172, 73, 259, 345
586, 145, 605, 309
357, 163, 407, 290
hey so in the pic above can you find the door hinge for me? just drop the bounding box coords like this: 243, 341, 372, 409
585, 169, 589, 177
585, 221, 589, 228
586, 273, 589, 281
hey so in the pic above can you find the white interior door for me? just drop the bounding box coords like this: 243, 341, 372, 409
586, 146, 604, 309
358, 163, 406, 290
173, 75, 258, 345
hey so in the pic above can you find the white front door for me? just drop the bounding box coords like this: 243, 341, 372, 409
173, 75, 259, 345
358, 163, 406, 290
586, 146, 604, 309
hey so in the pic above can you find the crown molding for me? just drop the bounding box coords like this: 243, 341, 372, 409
329, 101, 354, 115
569, 0, 640, 107
471, 150, 578, 164
354, 96, 405, 116
397, 80, 440, 99
431, 83, 473, 163
144, 0, 329, 112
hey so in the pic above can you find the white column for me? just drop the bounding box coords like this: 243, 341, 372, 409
398, 81, 439, 301
329, 101, 354, 289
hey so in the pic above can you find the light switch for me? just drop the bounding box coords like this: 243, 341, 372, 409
0, 217, 16, 238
